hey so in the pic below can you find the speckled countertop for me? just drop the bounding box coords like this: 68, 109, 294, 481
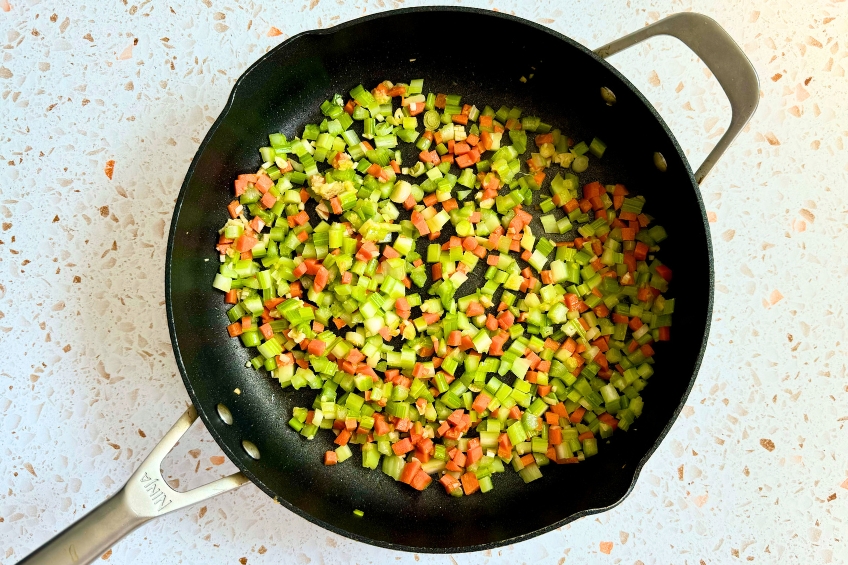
1, 0, 847, 563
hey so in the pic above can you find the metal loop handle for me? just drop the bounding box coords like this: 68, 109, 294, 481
595, 12, 760, 184
17, 407, 248, 565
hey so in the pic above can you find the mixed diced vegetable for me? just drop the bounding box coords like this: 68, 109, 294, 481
213, 79, 674, 497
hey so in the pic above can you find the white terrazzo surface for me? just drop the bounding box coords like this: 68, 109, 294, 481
2, 0, 847, 563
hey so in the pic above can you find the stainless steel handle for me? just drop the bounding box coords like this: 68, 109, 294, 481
594, 12, 759, 184
17, 407, 248, 565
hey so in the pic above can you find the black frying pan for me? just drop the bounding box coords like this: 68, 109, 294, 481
19, 8, 758, 564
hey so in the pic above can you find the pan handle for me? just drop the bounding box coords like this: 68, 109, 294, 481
17, 407, 248, 565
594, 12, 759, 184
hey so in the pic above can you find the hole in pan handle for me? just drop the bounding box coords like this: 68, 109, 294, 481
16, 407, 249, 565
594, 12, 760, 184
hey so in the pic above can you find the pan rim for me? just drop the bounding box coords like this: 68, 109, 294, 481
165, 4, 715, 553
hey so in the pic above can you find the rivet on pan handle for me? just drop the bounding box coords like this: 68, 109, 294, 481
16, 407, 248, 565
594, 13, 760, 184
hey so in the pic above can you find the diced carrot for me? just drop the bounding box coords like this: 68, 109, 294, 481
292, 262, 308, 278
447, 409, 465, 427
399, 459, 422, 485
249, 216, 265, 233
367, 163, 383, 178
454, 142, 471, 155
227, 322, 242, 337
259, 323, 274, 340
456, 154, 474, 168
234, 234, 258, 252
481, 188, 499, 200
551, 402, 569, 418
255, 174, 273, 193
440, 474, 462, 494
307, 339, 326, 356
293, 210, 310, 226
489, 332, 509, 356
570, 433, 593, 445
525, 351, 541, 370
410, 469, 432, 491
598, 412, 619, 430
485, 314, 499, 331
387, 85, 406, 97
312, 265, 329, 293
613, 195, 624, 209
422, 312, 441, 325
355, 241, 378, 261
334, 429, 351, 446
569, 406, 587, 423
395, 297, 410, 312
496, 310, 514, 330
442, 198, 458, 212
324, 451, 338, 465
497, 435, 512, 459
480, 130, 494, 151
655, 264, 673, 282
227, 200, 243, 219
471, 392, 492, 413
466, 445, 483, 466
634, 241, 649, 261
462, 236, 478, 251
255, 190, 274, 209
583, 181, 603, 199
623, 251, 637, 274
460, 472, 479, 495
628, 316, 643, 331
392, 437, 414, 456
402, 193, 417, 210
533, 171, 546, 187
